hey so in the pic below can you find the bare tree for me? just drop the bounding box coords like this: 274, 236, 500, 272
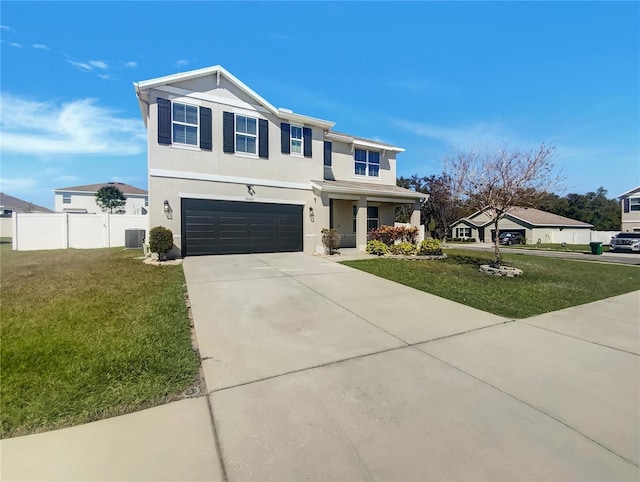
446, 143, 561, 267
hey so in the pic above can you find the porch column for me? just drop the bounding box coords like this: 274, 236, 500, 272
356, 195, 368, 251
410, 200, 421, 227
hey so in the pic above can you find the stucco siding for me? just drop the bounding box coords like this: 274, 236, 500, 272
327, 139, 396, 185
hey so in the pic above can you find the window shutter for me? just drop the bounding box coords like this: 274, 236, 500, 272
223, 112, 235, 153
200, 107, 212, 151
624, 198, 630, 213
303, 127, 312, 158
258, 119, 269, 159
324, 141, 332, 166
281, 123, 290, 154
157, 98, 172, 145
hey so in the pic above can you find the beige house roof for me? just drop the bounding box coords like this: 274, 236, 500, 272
311, 180, 424, 200
458, 206, 592, 228
54, 182, 148, 196
0, 193, 53, 213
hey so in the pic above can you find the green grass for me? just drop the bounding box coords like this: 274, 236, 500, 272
1, 245, 199, 439
342, 249, 640, 319
508, 243, 610, 253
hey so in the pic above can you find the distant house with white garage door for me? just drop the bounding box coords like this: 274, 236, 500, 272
54, 182, 148, 215
618, 185, 640, 232
450, 207, 593, 244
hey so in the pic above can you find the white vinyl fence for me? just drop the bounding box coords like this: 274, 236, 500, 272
12, 213, 147, 251
590, 231, 620, 245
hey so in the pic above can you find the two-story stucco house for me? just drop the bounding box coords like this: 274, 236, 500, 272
618, 186, 640, 232
54, 182, 148, 215
134, 66, 423, 256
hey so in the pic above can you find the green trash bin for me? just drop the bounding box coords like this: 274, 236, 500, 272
589, 241, 603, 255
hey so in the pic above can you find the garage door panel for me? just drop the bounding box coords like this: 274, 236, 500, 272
182, 199, 303, 256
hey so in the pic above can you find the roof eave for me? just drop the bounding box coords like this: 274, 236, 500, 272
311, 182, 423, 199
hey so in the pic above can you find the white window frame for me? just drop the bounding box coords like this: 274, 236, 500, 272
235, 114, 258, 155
290, 125, 303, 156
62, 193, 72, 204
354, 149, 381, 178
456, 227, 471, 238
630, 197, 640, 212
172, 102, 199, 147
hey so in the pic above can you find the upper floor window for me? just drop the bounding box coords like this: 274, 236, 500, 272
63, 193, 71, 204
354, 149, 380, 177
630, 198, 640, 212
236, 115, 257, 154
291, 126, 303, 155
172, 103, 198, 146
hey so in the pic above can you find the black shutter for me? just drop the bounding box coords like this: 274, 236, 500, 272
223, 112, 235, 153
157, 98, 171, 145
303, 127, 312, 158
200, 107, 212, 151
281, 123, 291, 154
258, 119, 269, 159
624, 198, 630, 213
324, 141, 332, 166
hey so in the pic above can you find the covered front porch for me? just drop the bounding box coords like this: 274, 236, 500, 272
311, 180, 424, 251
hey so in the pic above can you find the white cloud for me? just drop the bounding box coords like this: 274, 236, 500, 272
33, 44, 50, 50
97, 74, 112, 80
68, 59, 110, 73
392, 119, 515, 149
0, 177, 38, 192
89, 60, 108, 70
0, 93, 146, 156
0, 25, 12, 31
125, 61, 138, 68
176, 59, 189, 67
10, 42, 21, 48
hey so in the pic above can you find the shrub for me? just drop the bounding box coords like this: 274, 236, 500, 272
321, 228, 341, 255
418, 239, 442, 256
390, 242, 417, 256
149, 226, 174, 260
369, 225, 419, 245
366, 240, 389, 256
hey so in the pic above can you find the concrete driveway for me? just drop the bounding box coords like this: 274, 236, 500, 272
186, 252, 639, 481
2, 252, 637, 481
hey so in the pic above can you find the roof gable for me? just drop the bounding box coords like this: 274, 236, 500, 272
617, 185, 640, 198
54, 182, 147, 196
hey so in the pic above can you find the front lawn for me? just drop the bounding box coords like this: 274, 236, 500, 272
509, 243, 610, 253
342, 249, 640, 318
0, 246, 199, 438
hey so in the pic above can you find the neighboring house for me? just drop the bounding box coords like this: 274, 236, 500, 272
0, 192, 53, 215
450, 207, 593, 245
134, 65, 423, 256
618, 186, 640, 232
0, 193, 53, 238
54, 182, 148, 215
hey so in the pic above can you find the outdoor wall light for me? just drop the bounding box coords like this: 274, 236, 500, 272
163, 200, 170, 213
309, 206, 315, 222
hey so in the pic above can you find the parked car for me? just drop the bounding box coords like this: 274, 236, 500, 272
498, 232, 525, 245
609, 232, 640, 252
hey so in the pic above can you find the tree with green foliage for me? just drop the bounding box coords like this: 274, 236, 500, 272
537, 187, 620, 230
95, 185, 126, 214
397, 174, 472, 240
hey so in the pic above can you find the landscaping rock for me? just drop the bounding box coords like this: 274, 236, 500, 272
479, 264, 523, 277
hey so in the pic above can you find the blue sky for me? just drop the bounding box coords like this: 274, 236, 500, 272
1, 1, 638, 209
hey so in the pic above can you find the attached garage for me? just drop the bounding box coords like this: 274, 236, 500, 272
181, 199, 303, 256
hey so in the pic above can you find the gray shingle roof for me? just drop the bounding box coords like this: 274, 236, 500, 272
0, 193, 53, 213
54, 182, 147, 195
506, 207, 593, 227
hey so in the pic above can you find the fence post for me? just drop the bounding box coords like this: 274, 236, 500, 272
12, 213, 17, 251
